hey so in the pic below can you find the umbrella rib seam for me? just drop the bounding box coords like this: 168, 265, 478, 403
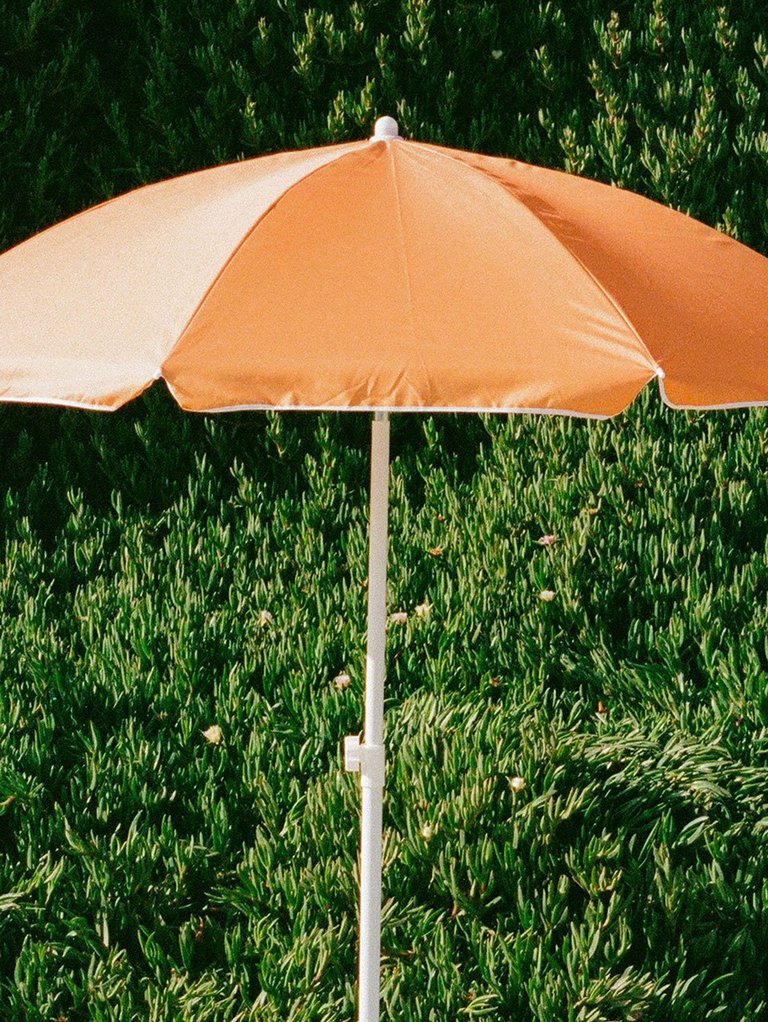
387, 146, 421, 366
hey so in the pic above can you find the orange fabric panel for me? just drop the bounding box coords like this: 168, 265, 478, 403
0, 142, 359, 408
1, 132, 767, 414
165, 141, 657, 415
439, 144, 768, 407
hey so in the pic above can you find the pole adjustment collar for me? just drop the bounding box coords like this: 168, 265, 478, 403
344, 735, 386, 788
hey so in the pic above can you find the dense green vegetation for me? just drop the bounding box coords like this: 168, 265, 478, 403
1, 2, 767, 1019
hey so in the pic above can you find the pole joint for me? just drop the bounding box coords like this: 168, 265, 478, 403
343, 735, 386, 788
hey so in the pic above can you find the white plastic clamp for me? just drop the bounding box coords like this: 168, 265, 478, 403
343, 735, 386, 788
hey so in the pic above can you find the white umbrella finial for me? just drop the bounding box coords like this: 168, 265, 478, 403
371, 116, 401, 142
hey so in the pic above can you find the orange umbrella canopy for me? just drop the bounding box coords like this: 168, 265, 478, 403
2, 116, 767, 416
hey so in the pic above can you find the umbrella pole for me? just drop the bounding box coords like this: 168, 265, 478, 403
344, 411, 390, 1022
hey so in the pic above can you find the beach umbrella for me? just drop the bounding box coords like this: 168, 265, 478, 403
2, 115, 768, 1021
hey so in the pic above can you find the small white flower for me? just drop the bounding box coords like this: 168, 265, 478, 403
491, 49, 503, 59
508, 776, 526, 793
333, 672, 351, 690
421, 823, 434, 841
537, 534, 556, 546
258, 609, 274, 627
538, 589, 556, 602
388, 611, 408, 624
203, 724, 223, 745
414, 601, 432, 619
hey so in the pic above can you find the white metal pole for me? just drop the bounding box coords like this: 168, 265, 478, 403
344, 411, 390, 1022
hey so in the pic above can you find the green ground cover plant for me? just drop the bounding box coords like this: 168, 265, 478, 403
1, 2, 767, 1019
